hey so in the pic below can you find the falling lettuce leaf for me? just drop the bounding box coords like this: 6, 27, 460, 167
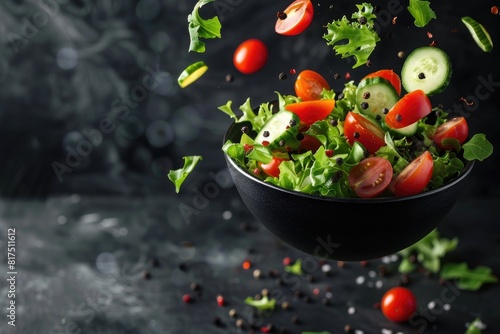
440, 262, 498, 291
187, 0, 222, 53
407, 0, 436, 28
462, 134, 494, 161
465, 318, 486, 334
284, 258, 303, 275
167, 156, 203, 193
244, 295, 276, 312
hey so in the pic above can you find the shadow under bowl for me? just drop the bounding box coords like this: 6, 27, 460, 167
224, 120, 475, 261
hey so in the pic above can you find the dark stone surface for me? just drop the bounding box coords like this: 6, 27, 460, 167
0, 1, 499, 333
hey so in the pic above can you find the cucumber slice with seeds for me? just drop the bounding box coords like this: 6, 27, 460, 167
461, 16, 494, 52
178, 61, 208, 88
356, 77, 399, 121
255, 110, 301, 151
401, 46, 452, 95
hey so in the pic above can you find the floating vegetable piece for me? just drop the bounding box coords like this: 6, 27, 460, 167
167, 156, 203, 193
461, 16, 494, 52
407, 0, 436, 28
187, 0, 222, 53
177, 61, 208, 88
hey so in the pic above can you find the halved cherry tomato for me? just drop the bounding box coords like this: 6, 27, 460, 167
389, 150, 434, 197
284, 99, 335, 125
433, 117, 469, 150
233, 39, 268, 74
385, 89, 432, 129
348, 157, 393, 198
298, 134, 322, 153
362, 69, 402, 96
294, 69, 331, 101
275, 0, 314, 36
259, 157, 286, 178
343, 111, 386, 154
381, 287, 417, 323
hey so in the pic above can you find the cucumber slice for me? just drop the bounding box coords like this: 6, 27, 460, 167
356, 77, 399, 121
177, 61, 208, 88
255, 110, 301, 151
401, 46, 452, 95
461, 16, 494, 52
391, 121, 418, 136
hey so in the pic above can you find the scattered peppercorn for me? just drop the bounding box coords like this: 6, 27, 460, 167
375, 115, 381, 121
277, 11, 287, 20
492, 6, 499, 15
289, 68, 296, 74
229, 309, 238, 318
291, 315, 301, 324
418, 72, 426, 79
360, 102, 369, 109
336, 157, 343, 165
253, 269, 263, 279
269, 269, 279, 278
235, 318, 244, 328
330, 119, 338, 126
366, 59, 373, 67
325, 149, 334, 157
279, 72, 287, 80
178, 263, 187, 271
182, 293, 192, 304
358, 16, 367, 25
213, 316, 223, 327
398, 51, 405, 58
345, 72, 351, 80
395, 114, 403, 122
383, 108, 389, 114
190, 282, 200, 291
241, 126, 249, 133
337, 92, 344, 100
344, 324, 353, 333
329, 4, 335, 10
216, 294, 225, 307
334, 73, 340, 80
289, 119, 297, 127
225, 74, 234, 83
296, 133, 304, 141
142, 270, 152, 279
281, 301, 291, 310
363, 92, 371, 99
353, 131, 360, 139
263, 130, 270, 137
149, 257, 160, 267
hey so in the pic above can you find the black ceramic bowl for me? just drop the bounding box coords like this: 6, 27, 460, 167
223, 119, 475, 261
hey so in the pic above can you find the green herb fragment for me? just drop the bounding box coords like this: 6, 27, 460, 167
441, 262, 498, 291
407, 0, 436, 28
284, 258, 303, 275
218, 98, 274, 133
244, 295, 276, 312
167, 156, 203, 193
398, 229, 458, 273
188, 0, 222, 53
462, 133, 494, 161
465, 318, 486, 334
323, 3, 380, 68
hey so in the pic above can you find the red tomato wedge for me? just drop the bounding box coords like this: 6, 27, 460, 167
344, 111, 386, 154
284, 99, 335, 125
233, 39, 268, 74
362, 69, 402, 96
259, 157, 286, 178
433, 117, 469, 150
389, 150, 434, 197
275, 0, 314, 36
385, 89, 432, 129
294, 69, 331, 101
348, 157, 393, 198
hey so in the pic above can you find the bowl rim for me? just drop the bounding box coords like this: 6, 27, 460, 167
223, 121, 475, 204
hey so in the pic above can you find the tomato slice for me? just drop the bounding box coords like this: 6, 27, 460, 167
275, 0, 314, 36
385, 89, 432, 129
233, 39, 268, 74
381, 287, 417, 323
348, 157, 393, 198
294, 69, 331, 101
343, 111, 386, 154
433, 117, 469, 150
259, 156, 286, 178
284, 99, 335, 125
362, 69, 402, 96
389, 150, 434, 197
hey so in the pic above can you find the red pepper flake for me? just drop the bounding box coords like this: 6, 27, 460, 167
182, 293, 192, 304
242, 260, 252, 270
492, 6, 499, 15
426, 31, 433, 38
345, 72, 351, 80
260, 326, 271, 333
429, 40, 438, 47
216, 294, 225, 307
282, 256, 292, 266
289, 68, 297, 75
392, 16, 397, 24
312, 287, 320, 295
459, 97, 474, 106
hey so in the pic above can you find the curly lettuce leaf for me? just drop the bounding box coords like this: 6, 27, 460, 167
408, 0, 436, 28
218, 98, 274, 133
244, 295, 276, 312
188, 0, 222, 53
167, 156, 203, 193
323, 3, 380, 68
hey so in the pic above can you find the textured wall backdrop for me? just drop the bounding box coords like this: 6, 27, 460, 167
0, 0, 498, 198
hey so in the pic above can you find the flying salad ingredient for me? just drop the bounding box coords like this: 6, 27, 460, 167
177, 61, 209, 88
407, 0, 436, 28
187, 0, 222, 53
461, 16, 494, 52
275, 0, 314, 36
233, 39, 269, 74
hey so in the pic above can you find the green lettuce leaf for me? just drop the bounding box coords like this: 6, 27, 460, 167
440, 263, 498, 291
188, 0, 222, 53
167, 156, 203, 193
407, 0, 437, 28
244, 295, 276, 312
462, 133, 494, 161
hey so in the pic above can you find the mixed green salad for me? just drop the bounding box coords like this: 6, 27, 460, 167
220, 46, 492, 198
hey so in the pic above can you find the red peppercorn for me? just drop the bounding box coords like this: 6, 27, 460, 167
492, 6, 499, 15
216, 294, 225, 307
182, 294, 192, 304
325, 149, 334, 157
282, 257, 292, 266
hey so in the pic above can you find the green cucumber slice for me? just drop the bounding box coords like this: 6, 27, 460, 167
462, 16, 494, 52
392, 121, 419, 136
178, 61, 208, 88
254, 110, 301, 151
356, 77, 399, 121
401, 46, 452, 95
